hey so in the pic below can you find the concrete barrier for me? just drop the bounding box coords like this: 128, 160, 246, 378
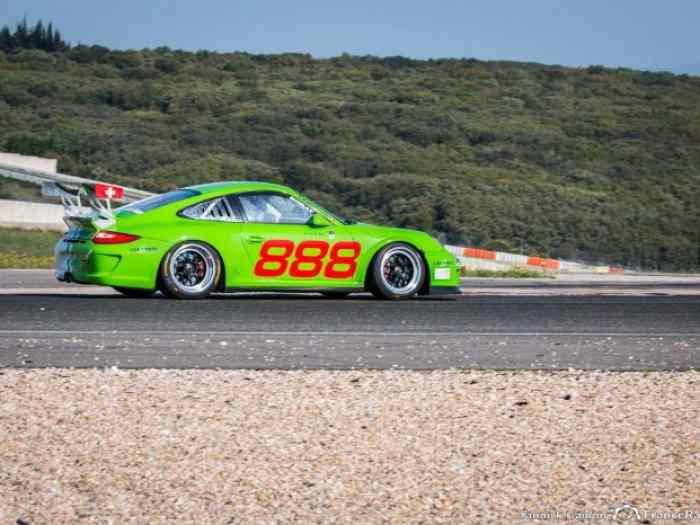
0, 199, 66, 232
0, 153, 57, 174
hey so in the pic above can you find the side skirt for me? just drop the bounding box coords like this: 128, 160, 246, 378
428, 286, 462, 296
222, 287, 364, 294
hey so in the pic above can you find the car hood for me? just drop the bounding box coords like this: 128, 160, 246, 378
345, 222, 445, 252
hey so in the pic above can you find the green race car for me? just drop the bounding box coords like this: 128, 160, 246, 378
55, 181, 460, 299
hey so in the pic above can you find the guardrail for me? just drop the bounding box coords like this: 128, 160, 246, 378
445, 245, 624, 274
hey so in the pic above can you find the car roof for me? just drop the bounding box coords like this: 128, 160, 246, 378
185, 181, 296, 197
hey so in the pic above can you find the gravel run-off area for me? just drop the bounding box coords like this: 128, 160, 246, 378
1, 369, 699, 524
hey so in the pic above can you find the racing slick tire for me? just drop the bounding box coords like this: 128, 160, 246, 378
368, 243, 425, 300
113, 286, 155, 298
321, 291, 351, 299
159, 241, 222, 300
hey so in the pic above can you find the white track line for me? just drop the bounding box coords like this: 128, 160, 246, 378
0, 330, 699, 337
0, 288, 114, 294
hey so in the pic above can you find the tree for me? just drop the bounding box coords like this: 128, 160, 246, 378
0, 19, 68, 52
53, 29, 68, 51
14, 18, 29, 48
45, 22, 55, 52
31, 20, 45, 49
0, 26, 13, 52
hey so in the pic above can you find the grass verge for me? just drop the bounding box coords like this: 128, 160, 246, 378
460, 267, 554, 278
0, 227, 62, 268
0, 252, 54, 269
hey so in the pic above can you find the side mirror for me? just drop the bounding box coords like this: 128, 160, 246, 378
308, 213, 331, 227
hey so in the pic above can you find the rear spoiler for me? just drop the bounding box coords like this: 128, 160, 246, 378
42, 182, 116, 229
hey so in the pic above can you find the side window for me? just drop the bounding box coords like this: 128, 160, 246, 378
179, 197, 241, 222
237, 193, 313, 224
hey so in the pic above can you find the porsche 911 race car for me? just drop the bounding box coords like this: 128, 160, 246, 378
55, 181, 460, 299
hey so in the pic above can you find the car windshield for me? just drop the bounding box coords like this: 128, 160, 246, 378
117, 189, 200, 215
295, 194, 354, 225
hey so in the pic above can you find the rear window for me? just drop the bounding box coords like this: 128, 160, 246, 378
179, 196, 242, 222
117, 189, 200, 215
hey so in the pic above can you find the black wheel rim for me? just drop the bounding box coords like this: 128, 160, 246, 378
168, 244, 216, 292
380, 247, 421, 294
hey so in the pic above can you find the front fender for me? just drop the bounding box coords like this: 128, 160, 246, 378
349, 224, 455, 289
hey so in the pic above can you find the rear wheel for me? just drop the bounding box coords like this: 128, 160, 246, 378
159, 242, 221, 299
113, 286, 155, 298
369, 243, 425, 300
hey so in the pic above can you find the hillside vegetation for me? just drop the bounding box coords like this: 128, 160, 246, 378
1, 38, 699, 270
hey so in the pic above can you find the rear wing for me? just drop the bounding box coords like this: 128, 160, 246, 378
0, 161, 155, 228
43, 182, 115, 229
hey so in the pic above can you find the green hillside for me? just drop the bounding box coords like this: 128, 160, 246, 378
1, 43, 699, 270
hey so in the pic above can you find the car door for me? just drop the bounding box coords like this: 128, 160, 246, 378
231, 192, 359, 288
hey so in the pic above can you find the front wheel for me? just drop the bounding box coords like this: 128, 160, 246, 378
368, 243, 425, 300
159, 241, 221, 299
113, 286, 155, 298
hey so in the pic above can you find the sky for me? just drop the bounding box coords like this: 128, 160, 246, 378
3, 0, 699, 71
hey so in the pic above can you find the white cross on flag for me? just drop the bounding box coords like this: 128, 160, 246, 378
95, 183, 124, 200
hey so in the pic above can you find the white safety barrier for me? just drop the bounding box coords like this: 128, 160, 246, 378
0, 152, 57, 174
446, 244, 623, 274
0, 199, 66, 231
495, 252, 529, 265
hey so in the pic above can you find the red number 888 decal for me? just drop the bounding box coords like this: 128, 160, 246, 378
254, 240, 361, 279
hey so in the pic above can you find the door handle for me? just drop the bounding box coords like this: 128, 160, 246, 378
246, 235, 264, 244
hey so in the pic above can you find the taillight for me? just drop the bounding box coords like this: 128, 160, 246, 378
93, 231, 140, 244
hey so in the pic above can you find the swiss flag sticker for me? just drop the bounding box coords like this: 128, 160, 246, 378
95, 183, 124, 200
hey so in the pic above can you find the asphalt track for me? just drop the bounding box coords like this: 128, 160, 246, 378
1, 270, 699, 370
